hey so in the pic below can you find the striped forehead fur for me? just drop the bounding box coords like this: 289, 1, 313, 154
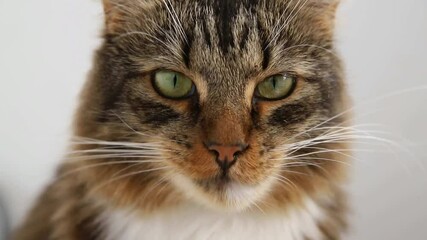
106, 0, 338, 71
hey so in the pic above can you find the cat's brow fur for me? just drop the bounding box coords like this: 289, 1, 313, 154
14, 0, 350, 239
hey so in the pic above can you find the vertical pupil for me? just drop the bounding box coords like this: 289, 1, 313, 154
173, 74, 177, 88
272, 77, 276, 89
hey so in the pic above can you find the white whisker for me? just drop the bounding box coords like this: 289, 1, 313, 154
58, 160, 163, 179
89, 166, 172, 195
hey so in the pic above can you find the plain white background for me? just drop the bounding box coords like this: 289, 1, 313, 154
0, 0, 426, 239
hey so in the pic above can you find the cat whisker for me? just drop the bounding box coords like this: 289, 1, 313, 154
288, 125, 389, 146
280, 161, 331, 176
284, 133, 403, 157
249, 199, 266, 215
253, 200, 273, 214
57, 160, 164, 180
70, 138, 169, 151
67, 146, 166, 153
89, 166, 172, 196
281, 168, 310, 176
279, 160, 327, 170
291, 85, 427, 142
270, 174, 298, 191
270, 120, 419, 172
287, 149, 355, 160
139, 175, 170, 204
109, 159, 167, 180
286, 156, 352, 168
63, 154, 165, 163
71, 137, 158, 145
68, 148, 166, 154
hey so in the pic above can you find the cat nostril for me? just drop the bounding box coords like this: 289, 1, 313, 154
205, 143, 248, 171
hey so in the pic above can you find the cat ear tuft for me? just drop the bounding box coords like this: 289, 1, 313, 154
312, 0, 341, 22
102, 0, 112, 13
101, 0, 159, 34
314, 0, 340, 12
101, 0, 126, 33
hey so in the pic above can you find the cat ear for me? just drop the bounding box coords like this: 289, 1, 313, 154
101, 0, 130, 33
322, 0, 341, 15
101, 0, 159, 33
102, 0, 120, 33
312, 0, 341, 25
327, 0, 340, 11
314, 0, 340, 13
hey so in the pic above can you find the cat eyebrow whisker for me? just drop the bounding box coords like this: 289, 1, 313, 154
124, 18, 184, 61
276, 43, 339, 59
115, 31, 170, 48
155, 26, 186, 62
266, 0, 310, 50
268, 0, 294, 47
107, 1, 137, 17
162, 0, 188, 44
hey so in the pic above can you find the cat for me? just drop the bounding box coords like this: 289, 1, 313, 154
13, 0, 351, 239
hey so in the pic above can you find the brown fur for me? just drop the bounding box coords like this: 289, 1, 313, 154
14, 0, 350, 239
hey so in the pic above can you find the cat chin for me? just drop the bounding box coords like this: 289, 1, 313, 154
169, 172, 274, 212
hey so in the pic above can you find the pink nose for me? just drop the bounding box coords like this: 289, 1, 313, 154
206, 144, 248, 172
207, 144, 244, 161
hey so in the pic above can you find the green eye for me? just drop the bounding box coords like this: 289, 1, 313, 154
153, 70, 195, 99
255, 74, 297, 100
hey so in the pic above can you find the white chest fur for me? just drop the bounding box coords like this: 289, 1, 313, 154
101, 198, 325, 240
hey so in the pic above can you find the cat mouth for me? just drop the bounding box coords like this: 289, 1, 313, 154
170, 172, 272, 211
194, 176, 270, 210
196, 175, 235, 190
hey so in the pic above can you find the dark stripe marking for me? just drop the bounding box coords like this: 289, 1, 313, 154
268, 103, 313, 126
130, 97, 180, 126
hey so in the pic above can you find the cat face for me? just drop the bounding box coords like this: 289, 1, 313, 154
74, 0, 348, 211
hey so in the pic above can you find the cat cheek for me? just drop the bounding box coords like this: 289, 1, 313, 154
268, 103, 313, 127
169, 142, 219, 180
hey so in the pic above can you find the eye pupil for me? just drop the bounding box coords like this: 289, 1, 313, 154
272, 77, 277, 89
173, 74, 177, 88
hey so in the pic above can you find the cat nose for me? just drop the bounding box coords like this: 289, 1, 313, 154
206, 143, 248, 172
